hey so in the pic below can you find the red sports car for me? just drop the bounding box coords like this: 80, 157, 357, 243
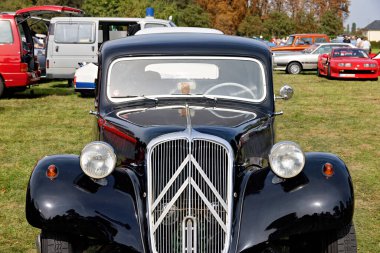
317, 48, 378, 80
369, 52, 380, 76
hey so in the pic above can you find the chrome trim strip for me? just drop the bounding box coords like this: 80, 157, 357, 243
151, 155, 191, 210
190, 178, 227, 232
190, 156, 227, 211
107, 56, 267, 104
152, 180, 188, 233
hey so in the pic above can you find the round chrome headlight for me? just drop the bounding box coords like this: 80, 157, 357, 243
269, 141, 305, 179
80, 141, 116, 179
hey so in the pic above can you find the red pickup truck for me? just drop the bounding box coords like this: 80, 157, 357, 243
0, 6, 83, 97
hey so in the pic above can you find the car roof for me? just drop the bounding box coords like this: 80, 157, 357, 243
49, 16, 171, 23
135, 27, 223, 35
289, 33, 328, 36
332, 47, 362, 51
0, 12, 16, 18
101, 33, 272, 61
313, 42, 355, 47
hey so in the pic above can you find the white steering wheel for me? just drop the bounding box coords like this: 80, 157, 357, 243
204, 82, 256, 99
204, 82, 256, 119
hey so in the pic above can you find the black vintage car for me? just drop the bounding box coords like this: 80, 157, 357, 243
26, 31, 356, 253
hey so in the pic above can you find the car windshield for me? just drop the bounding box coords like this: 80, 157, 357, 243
303, 44, 318, 54
107, 56, 266, 103
332, 48, 368, 58
285, 36, 294, 46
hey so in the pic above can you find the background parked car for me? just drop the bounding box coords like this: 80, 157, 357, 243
369, 52, 380, 75
318, 47, 378, 80
273, 43, 356, 74
0, 6, 82, 97
45, 14, 176, 85
73, 62, 97, 96
271, 33, 330, 52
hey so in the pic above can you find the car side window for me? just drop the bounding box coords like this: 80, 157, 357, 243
302, 37, 312, 45
295, 37, 312, 45
144, 23, 167, 28
321, 45, 332, 54
295, 38, 303, 45
315, 37, 328, 43
314, 46, 327, 54
0, 21, 13, 43
55, 22, 95, 44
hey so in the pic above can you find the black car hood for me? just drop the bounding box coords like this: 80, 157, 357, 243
116, 106, 258, 128
99, 105, 274, 165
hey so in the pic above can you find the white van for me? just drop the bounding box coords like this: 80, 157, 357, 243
46, 16, 175, 80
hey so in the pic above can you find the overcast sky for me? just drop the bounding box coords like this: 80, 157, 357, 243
344, 0, 380, 28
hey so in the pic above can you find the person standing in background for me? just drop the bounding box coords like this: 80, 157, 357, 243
356, 37, 363, 48
343, 35, 351, 43
350, 35, 357, 46
362, 37, 371, 54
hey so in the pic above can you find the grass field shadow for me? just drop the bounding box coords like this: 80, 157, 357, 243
2, 81, 76, 100
51, 82, 72, 88
4, 88, 75, 100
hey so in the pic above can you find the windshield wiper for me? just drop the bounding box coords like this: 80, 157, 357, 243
170, 94, 218, 105
112, 95, 158, 102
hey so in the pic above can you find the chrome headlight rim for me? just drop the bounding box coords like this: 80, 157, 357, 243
80, 141, 116, 179
269, 141, 305, 179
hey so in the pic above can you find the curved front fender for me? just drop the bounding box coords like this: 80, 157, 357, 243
233, 152, 354, 252
25, 155, 146, 252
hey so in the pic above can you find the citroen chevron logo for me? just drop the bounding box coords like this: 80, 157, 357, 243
152, 154, 227, 233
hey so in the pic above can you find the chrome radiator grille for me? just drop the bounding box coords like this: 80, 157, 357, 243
147, 133, 233, 253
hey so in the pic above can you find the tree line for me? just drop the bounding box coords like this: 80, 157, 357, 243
1, 0, 350, 38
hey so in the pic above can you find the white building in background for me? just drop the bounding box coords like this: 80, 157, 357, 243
363, 20, 380, 41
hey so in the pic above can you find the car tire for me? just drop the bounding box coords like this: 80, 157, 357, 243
317, 68, 322, 77
290, 223, 356, 253
68, 79, 74, 87
321, 223, 357, 253
79, 90, 95, 97
40, 231, 75, 253
287, 62, 302, 75
327, 66, 332, 79
0, 77, 5, 98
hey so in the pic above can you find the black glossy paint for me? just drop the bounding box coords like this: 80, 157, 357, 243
26, 155, 147, 252
97, 106, 274, 166
26, 33, 354, 252
232, 153, 354, 252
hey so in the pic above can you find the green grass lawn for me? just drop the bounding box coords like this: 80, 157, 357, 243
0, 73, 379, 252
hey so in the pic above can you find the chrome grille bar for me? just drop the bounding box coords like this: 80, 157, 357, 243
147, 131, 233, 253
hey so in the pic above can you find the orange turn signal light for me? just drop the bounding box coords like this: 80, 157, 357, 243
46, 164, 58, 180
322, 163, 334, 177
